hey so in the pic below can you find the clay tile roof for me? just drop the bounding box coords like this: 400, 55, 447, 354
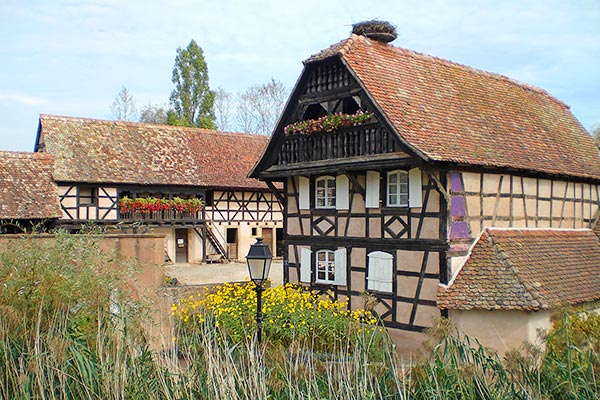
438, 228, 600, 311
310, 34, 600, 180
0, 151, 61, 219
37, 115, 271, 190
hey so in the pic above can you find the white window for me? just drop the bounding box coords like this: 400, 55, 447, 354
367, 251, 394, 292
387, 170, 409, 207
316, 250, 335, 283
299, 247, 347, 286
315, 176, 336, 208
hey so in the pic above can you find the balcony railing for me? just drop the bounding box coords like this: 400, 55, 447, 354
119, 210, 203, 221
277, 123, 399, 165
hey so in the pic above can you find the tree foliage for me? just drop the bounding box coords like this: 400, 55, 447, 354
169, 40, 216, 129
591, 124, 600, 143
110, 86, 137, 121
213, 86, 234, 131
139, 103, 168, 124
236, 78, 287, 135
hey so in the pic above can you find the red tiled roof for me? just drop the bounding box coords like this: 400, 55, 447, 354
307, 35, 600, 180
437, 228, 600, 310
0, 151, 61, 219
37, 115, 270, 190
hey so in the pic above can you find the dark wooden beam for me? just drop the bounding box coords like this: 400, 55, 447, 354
298, 85, 362, 105
260, 153, 420, 178
285, 235, 448, 251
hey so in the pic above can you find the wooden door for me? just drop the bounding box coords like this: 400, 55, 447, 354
226, 228, 238, 260
175, 229, 188, 263
262, 228, 273, 254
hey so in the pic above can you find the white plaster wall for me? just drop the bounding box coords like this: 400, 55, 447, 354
449, 309, 552, 355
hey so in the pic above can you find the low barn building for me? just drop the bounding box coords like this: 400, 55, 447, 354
34, 115, 283, 263
437, 227, 600, 354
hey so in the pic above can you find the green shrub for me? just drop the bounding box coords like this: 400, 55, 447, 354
0, 231, 128, 344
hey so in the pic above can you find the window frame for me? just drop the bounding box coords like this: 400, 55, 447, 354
78, 186, 98, 206
315, 249, 336, 284
315, 176, 336, 209
386, 170, 409, 207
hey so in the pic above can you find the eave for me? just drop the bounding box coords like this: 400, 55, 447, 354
257, 152, 420, 179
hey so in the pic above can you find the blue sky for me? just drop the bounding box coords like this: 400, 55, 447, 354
0, 0, 598, 151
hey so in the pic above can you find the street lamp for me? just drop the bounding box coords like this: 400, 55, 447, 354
245, 237, 272, 343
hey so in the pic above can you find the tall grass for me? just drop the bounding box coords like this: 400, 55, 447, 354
3, 309, 597, 399
1, 232, 598, 398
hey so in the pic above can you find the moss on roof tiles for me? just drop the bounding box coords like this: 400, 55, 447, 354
39, 115, 270, 190
0, 151, 61, 219
310, 35, 600, 180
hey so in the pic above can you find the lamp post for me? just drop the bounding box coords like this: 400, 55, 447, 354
245, 237, 272, 343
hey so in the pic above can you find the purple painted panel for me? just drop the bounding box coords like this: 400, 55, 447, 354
451, 196, 466, 217
450, 221, 470, 239
450, 171, 463, 193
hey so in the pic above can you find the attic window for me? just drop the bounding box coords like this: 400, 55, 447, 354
341, 97, 360, 114
303, 103, 327, 120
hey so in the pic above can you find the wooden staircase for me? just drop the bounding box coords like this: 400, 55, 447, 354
194, 224, 229, 263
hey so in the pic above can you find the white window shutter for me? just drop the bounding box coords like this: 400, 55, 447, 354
300, 248, 312, 283
365, 171, 380, 208
299, 176, 310, 210
333, 247, 347, 286
368, 251, 394, 292
409, 168, 422, 208
336, 175, 349, 210
380, 254, 393, 293
367, 253, 381, 291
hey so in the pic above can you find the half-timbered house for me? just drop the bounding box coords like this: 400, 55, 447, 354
249, 28, 600, 348
0, 151, 61, 233
35, 115, 283, 263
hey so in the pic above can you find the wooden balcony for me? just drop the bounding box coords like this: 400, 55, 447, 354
119, 210, 204, 223
277, 123, 400, 165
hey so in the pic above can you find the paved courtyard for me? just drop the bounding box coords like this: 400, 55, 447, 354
166, 260, 284, 286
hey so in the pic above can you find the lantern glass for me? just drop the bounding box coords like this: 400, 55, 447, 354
245, 237, 273, 284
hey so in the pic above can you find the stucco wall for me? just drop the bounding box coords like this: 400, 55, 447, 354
449, 309, 553, 355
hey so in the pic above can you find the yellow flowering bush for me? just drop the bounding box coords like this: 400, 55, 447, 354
172, 282, 381, 352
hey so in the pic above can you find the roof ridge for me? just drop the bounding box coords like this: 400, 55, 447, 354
303, 36, 357, 64
487, 230, 545, 310
347, 35, 568, 109
39, 114, 267, 138
487, 227, 592, 233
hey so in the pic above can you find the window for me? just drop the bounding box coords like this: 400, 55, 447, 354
298, 175, 348, 210
300, 247, 347, 286
78, 187, 97, 206
366, 168, 422, 209
367, 251, 394, 292
387, 170, 409, 207
251, 227, 258, 236
316, 250, 335, 283
315, 176, 336, 208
